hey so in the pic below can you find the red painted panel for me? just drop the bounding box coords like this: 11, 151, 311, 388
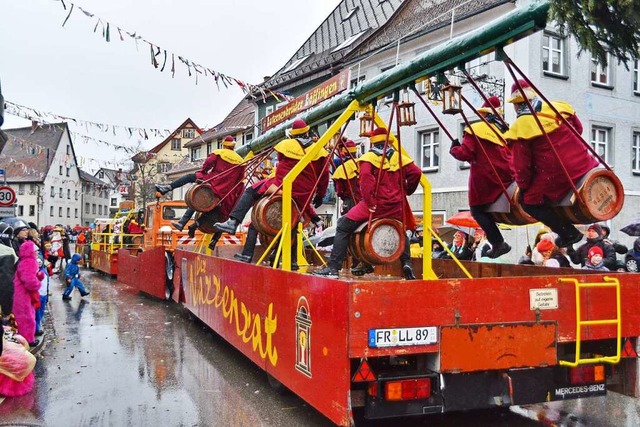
90, 250, 117, 275
178, 251, 352, 427
118, 249, 141, 290
137, 247, 169, 300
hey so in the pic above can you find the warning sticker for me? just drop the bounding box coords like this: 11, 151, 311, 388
530, 288, 559, 310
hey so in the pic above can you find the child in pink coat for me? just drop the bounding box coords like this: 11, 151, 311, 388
12, 240, 41, 346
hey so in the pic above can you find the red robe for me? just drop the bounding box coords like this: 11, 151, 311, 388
197, 148, 246, 217
506, 101, 598, 205
332, 158, 361, 202
253, 138, 330, 211
347, 150, 422, 223
450, 121, 514, 206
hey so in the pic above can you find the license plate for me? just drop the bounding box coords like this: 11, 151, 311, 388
368, 327, 438, 348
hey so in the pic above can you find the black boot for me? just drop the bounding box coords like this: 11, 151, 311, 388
233, 225, 258, 263
351, 263, 374, 276
155, 184, 173, 195
188, 222, 198, 238
213, 217, 239, 234
208, 232, 222, 250
402, 261, 417, 280
172, 208, 195, 232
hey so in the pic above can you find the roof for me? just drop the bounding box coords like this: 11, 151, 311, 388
165, 155, 202, 177
261, 0, 403, 91
184, 98, 255, 148
148, 117, 201, 154
79, 168, 108, 186
346, 0, 513, 61
0, 123, 68, 183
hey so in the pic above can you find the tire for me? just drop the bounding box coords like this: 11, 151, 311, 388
626, 257, 638, 273
164, 252, 175, 300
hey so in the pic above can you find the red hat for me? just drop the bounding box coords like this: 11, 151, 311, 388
507, 79, 537, 103
343, 139, 358, 153
477, 96, 502, 114
289, 119, 310, 136
369, 127, 389, 144
222, 135, 236, 148
536, 239, 554, 253
588, 246, 603, 258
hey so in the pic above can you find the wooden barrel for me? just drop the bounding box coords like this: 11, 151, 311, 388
551, 168, 624, 224
185, 183, 219, 212
349, 219, 405, 265
251, 195, 301, 237
488, 184, 537, 226
131, 235, 144, 246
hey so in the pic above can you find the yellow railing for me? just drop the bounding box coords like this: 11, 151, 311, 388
91, 232, 144, 254
559, 276, 622, 367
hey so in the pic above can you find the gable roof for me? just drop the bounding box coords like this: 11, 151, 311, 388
79, 168, 108, 186
0, 123, 69, 183
345, 0, 513, 62
148, 117, 201, 154
184, 98, 255, 148
262, 0, 403, 91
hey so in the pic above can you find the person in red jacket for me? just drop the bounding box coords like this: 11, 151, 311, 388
214, 119, 329, 263
449, 96, 514, 258
156, 135, 245, 243
332, 138, 361, 216
505, 79, 598, 248
314, 127, 422, 279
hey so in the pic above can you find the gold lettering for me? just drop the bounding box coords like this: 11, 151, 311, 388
186, 256, 278, 366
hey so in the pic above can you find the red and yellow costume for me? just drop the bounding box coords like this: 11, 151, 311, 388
199, 148, 245, 217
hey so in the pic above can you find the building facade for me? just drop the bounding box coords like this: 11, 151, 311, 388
78, 169, 110, 226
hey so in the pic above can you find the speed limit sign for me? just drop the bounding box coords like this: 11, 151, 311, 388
0, 186, 16, 207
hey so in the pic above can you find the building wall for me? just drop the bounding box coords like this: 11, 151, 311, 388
80, 182, 110, 226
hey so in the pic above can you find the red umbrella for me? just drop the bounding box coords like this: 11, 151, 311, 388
446, 211, 479, 229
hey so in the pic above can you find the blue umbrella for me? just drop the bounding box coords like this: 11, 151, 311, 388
620, 218, 640, 237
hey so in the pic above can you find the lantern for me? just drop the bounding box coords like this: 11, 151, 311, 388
441, 81, 462, 115
397, 89, 417, 126
359, 107, 375, 137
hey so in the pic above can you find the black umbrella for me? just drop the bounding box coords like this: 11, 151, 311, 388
620, 218, 640, 237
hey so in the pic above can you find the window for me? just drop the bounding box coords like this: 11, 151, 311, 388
282, 55, 310, 73
591, 55, 612, 86
632, 132, 640, 174
157, 162, 171, 173
67, 189, 71, 199
350, 75, 366, 89
75, 208, 78, 218
634, 60, 639, 93
59, 165, 63, 175
59, 187, 63, 198
466, 52, 494, 78
419, 130, 440, 171
75, 190, 78, 200
591, 126, 611, 165
50, 206, 54, 216
50, 186, 55, 197
29, 184, 36, 195
190, 147, 201, 161
542, 33, 565, 76
18, 205, 23, 216
265, 105, 275, 116
104, 205, 108, 215
244, 133, 253, 145
183, 128, 195, 139
66, 167, 70, 177
206, 142, 213, 155
85, 203, 90, 214
98, 205, 102, 215
92, 204, 96, 214
18, 184, 25, 195
58, 207, 63, 217
66, 145, 70, 155
29, 205, 35, 216
111, 198, 117, 206
66, 207, 70, 218
332, 31, 367, 53
171, 138, 181, 150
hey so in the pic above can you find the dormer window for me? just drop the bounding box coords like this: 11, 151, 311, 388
342, 6, 359, 22
332, 31, 367, 53
282, 55, 311, 73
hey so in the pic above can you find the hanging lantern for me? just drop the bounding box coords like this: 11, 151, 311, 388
441, 81, 462, 115
359, 107, 375, 137
397, 89, 417, 126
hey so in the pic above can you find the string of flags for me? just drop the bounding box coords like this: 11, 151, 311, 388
50, 0, 290, 103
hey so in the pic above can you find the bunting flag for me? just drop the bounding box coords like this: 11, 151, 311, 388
48, 0, 281, 101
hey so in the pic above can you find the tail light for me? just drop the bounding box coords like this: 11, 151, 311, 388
384, 378, 431, 401
569, 365, 605, 384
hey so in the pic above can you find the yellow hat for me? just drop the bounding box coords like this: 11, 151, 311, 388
289, 119, 310, 136
222, 135, 236, 148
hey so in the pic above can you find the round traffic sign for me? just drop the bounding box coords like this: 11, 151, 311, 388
0, 186, 17, 207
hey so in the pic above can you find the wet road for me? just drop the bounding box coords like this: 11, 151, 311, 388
0, 269, 637, 426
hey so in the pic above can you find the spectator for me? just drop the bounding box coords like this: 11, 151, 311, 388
536, 239, 560, 267
600, 225, 628, 255
440, 231, 473, 260
34, 255, 49, 336
469, 229, 491, 261
10, 220, 30, 254
12, 240, 41, 347
62, 254, 90, 301
583, 246, 609, 271
567, 224, 616, 270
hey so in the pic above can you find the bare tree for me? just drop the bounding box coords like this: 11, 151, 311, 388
550, 0, 640, 67
130, 151, 161, 210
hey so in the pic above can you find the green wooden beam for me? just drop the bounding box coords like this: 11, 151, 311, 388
239, 0, 550, 157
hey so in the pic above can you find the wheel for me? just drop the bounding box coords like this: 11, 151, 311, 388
625, 257, 638, 272
164, 252, 175, 300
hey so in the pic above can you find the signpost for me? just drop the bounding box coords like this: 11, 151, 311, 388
0, 185, 16, 207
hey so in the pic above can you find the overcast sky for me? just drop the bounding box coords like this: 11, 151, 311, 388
1, 0, 341, 172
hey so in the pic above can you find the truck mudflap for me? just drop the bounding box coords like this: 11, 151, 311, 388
361, 367, 606, 419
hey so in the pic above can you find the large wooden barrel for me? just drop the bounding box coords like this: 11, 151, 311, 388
488, 183, 537, 226
251, 195, 301, 237
185, 183, 219, 212
131, 235, 144, 246
550, 168, 624, 224
349, 219, 405, 265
